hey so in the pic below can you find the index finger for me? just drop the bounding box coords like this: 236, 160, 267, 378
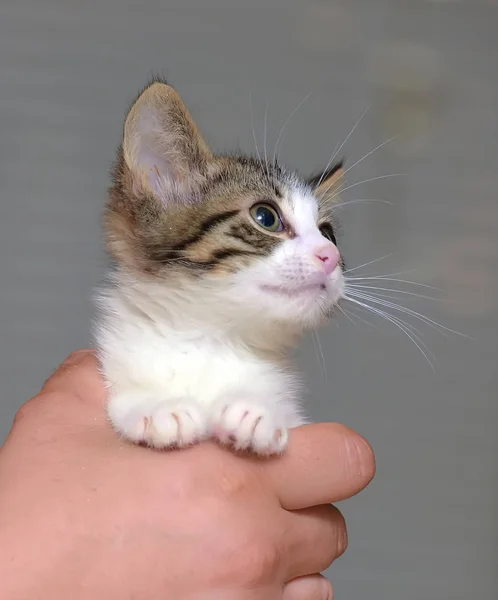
259, 423, 375, 510
41, 352, 376, 511
41, 349, 108, 409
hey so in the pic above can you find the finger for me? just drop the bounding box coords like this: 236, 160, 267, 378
259, 423, 375, 510
8, 351, 110, 443
282, 504, 346, 579
41, 349, 108, 409
283, 575, 333, 600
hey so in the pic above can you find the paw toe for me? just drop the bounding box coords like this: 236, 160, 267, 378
110, 396, 207, 449
210, 401, 288, 456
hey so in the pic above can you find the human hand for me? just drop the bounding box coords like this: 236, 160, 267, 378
0, 350, 375, 599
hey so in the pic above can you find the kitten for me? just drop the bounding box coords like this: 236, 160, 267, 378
96, 79, 345, 456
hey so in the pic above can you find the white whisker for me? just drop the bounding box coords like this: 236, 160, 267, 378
344, 295, 436, 369
345, 253, 395, 274
333, 198, 393, 210
346, 270, 416, 279
272, 92, 313, 164
312, 331, 328, 385
342, 138, 396, 178
328, 174, 406, 200
346, 289, 466, 337
249, 94, 264, 173
338, 303, 379, 329
349, 289, 423, 302
345, 294, 425, 338
263, 101, 270, 181
314, 105, 370, 190
321, 137, 396, 198
336, 303, 358, 326
347, 283, 441, 301
345, 275, 443, 291
346, 291, 426, 338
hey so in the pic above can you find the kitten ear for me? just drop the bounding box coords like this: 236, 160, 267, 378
122, 81, 212, 199
308, 161, 344, 203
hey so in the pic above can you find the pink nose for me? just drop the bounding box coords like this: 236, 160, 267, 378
314, 243, 340, 275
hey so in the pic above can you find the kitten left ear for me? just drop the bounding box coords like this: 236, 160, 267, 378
122, 80, 212, 200
308, 161, 344, 203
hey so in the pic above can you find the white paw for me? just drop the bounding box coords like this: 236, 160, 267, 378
209, 400, 288, 456
108, 395, 208, 449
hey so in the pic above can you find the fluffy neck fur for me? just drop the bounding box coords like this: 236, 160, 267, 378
97, 79, 345, 455
106, 269, 304, 360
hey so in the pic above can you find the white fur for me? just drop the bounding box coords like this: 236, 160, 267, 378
97, 187, 345, 455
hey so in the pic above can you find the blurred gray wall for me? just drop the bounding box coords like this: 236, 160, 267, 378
1, 1, 497, 598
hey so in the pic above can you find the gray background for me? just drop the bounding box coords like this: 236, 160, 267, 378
1, 0, 497, 598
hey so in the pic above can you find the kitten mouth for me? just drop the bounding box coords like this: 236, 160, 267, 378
260, 283, 327, 298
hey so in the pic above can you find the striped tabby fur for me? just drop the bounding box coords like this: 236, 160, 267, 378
97, 79, 345, 455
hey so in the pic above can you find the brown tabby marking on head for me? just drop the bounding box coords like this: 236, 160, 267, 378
105, 79, 344, 278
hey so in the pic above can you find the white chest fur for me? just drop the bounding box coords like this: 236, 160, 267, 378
97, 282, 304, 455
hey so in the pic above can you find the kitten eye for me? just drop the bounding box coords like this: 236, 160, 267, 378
319, 223, 336, 245
250, 203, 283, 233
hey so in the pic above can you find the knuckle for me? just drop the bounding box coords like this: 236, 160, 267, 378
228, 534, 281, 587
12, 400, 34, 427
242, 540, 281, 586
218, 469, 254, 501
13, 392, 71, 427
35, 391, 73, 415
41, 350, 97, 393
190, 454, 260, 503
213, 461, 264, 503
13, 393, 47, 424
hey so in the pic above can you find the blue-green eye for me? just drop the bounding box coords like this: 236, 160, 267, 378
250, 203, 283, 232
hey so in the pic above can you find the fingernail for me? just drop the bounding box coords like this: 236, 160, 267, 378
344, 433, 376, 482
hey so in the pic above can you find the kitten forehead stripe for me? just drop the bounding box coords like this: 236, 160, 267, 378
99, 79, 349, 457
182, 247, 264, 271
200, 210, 240, 234
212, 248, 262, 261
227, 223, 276, 249
172, 209, 240, 252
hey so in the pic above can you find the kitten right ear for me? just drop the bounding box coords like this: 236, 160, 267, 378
308, 160, 344, 203
122, 81, 212, 200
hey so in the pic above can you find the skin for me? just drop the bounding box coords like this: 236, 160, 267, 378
0, 350, 375, 599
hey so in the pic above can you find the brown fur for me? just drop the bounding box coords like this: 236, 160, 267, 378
105, 80, 343, 278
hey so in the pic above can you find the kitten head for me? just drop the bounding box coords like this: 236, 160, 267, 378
106, 80, 345, 337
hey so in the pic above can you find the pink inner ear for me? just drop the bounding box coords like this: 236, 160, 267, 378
136, 131, 171, 195
127, 106, 176, 197
141, 149, 167, 194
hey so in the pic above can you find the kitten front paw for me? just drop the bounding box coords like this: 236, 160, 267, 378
209, 400, 288, 456
108, 394, 208, 449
